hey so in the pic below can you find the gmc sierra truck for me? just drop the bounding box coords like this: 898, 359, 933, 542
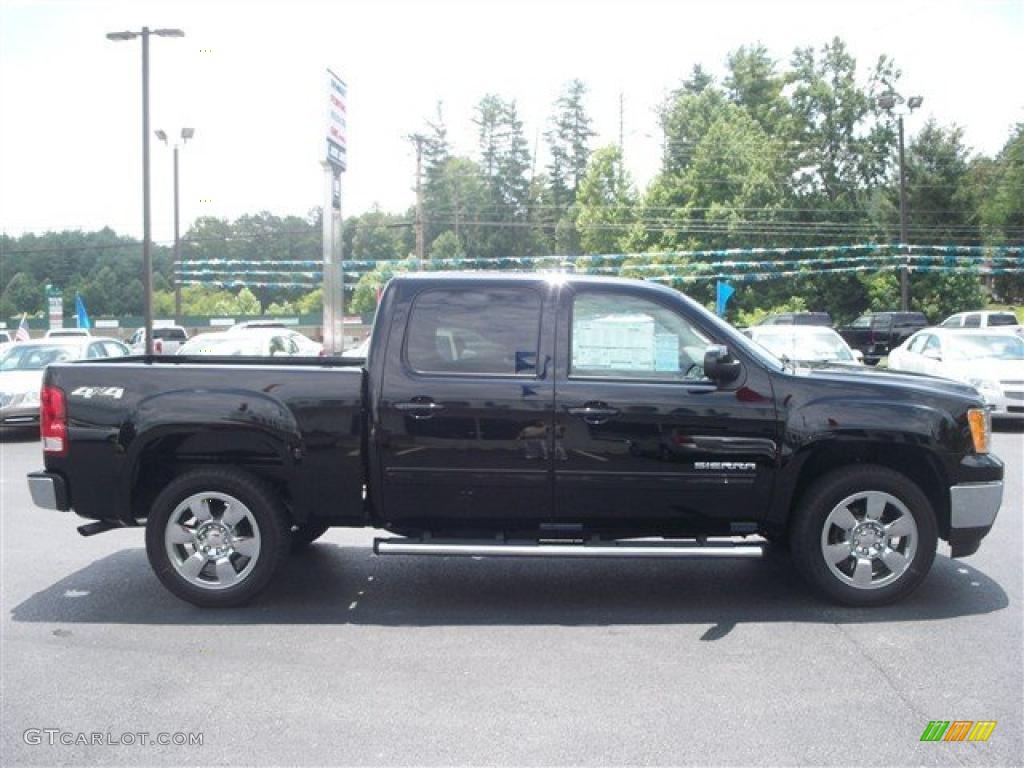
28, 274, 1004, 608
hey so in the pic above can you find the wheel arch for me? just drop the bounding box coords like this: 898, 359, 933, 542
770, 440, 952, 539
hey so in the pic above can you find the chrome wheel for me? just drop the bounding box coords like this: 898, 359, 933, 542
163, 492, 261, 590
820, 490, 918, 590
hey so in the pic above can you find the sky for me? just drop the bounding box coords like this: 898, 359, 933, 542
0, 0, 1021, 244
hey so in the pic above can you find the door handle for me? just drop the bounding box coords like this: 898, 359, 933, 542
567, 402, 619, 425
394, 398, 446, 419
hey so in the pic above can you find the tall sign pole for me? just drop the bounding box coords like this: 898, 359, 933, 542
323, 68, 347, 354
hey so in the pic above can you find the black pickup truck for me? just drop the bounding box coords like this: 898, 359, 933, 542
28, 274, 1004, 607
838, 311, 929, 364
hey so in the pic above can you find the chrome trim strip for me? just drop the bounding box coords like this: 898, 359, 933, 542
950, 481, 1003, 529
375, 539, 764, 559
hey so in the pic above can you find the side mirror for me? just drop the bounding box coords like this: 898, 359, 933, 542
852, 350, 864, 362
703, 345, 741, 385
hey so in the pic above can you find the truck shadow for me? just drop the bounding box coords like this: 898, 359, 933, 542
10, 544, 1008, 630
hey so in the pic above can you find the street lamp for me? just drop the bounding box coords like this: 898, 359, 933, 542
156, 128, 194, 323
106, 26, 184, 355
877, 90, 924, 312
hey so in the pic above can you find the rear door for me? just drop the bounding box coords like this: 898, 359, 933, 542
552, 284, 779, 532
376, 280, 555, 530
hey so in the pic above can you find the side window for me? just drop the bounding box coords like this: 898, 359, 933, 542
570, 292, 710, 381
907, 334, 928, 353
963, 314, 981, 328
104, 341, 127, 357
406, 287, 541, 376
850, 315, 872, 329
923, 335, 942, 356
87, 342, 105, 359
269, 336, 287, 356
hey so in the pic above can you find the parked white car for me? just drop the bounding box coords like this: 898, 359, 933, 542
177, 329, 307, 357
44, 328, 91, 338
888, 328, 1024, 421
744, 325, 863, 367
224, 323, 322, 356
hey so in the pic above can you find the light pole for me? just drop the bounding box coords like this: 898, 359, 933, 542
156, 128, 194, 323
107, 26, 184, 355
878, 91, 923, 312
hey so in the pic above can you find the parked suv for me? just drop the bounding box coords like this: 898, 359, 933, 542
940, 310, 1022, 334
128, 326, 189, 355
838, 311, 928, 364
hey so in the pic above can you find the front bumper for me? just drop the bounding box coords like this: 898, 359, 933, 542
27, 471, 71, 511
948, 480, 1003, 558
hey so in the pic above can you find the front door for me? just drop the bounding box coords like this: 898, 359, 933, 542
376, 280, 555, 532
553, 284, 779, 535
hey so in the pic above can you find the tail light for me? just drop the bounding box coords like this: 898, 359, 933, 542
154, 338, 164, 355
40, 385, 67, 456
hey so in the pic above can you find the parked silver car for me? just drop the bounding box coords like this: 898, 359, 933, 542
0, 337, 129, 426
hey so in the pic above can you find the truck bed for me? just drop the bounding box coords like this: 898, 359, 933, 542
43, 357, 367, 527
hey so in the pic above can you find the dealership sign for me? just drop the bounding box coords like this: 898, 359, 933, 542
326, 69, 347, 172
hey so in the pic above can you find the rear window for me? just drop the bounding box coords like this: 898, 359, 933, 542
793, 313, 832, 326
154, 328, 187, 340
406, 288, 541, 376
988, 313, 1018, 326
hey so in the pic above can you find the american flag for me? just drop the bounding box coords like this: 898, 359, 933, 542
14, 313, 30, 342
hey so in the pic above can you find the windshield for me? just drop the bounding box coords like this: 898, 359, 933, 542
179, 337, 266, 356
1, 344, 81, 370
946, 334, 1024, 361
753, 329, 854, 363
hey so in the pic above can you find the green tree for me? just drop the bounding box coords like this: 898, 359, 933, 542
725, 44, 790, 136
545, 79, 596, 208
474, 94, 532, 257
576, 146, 636, 254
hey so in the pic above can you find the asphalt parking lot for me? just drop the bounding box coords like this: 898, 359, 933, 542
1, 428, 1021, 766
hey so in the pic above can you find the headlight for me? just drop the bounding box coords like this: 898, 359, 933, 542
967, 408, 992, 454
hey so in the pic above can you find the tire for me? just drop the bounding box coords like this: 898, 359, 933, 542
145, 468, 291, 608
789, 465, 937, 606
290, 522, 331, 552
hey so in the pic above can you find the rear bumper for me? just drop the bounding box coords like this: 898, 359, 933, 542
0, 404, 40, 426
27, 471, 71, 511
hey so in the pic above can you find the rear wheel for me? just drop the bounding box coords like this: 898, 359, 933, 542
790, 465, 937, 606
145, 468, 290, 607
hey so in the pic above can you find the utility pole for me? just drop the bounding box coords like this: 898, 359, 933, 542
897, 114, 910, 311
173, 144, 181, 321
877, 91, 922, 313
619, 92, 624, 152
107, 25, 183, 355
141, 29, 152, 352
453, 173, 461, 244
410, 134, 425, 267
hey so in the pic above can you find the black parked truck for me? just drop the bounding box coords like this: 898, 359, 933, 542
838, 311, 929, 364
28, 274, 1004, 607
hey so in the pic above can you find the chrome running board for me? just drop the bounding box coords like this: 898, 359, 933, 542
373, 538, 763, 559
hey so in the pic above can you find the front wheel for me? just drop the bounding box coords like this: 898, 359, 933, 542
145, 469, 290, 607
790, 465, 937, 606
